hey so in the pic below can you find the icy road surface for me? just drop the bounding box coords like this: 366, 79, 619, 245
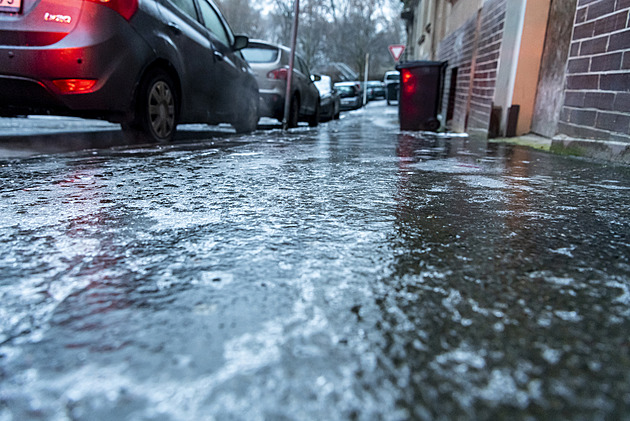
1, 103, 629, 420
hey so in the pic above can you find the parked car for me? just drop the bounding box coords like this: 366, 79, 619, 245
313, 75, 340, 121
241, 40, 320, 127
366, 81, 386, 101
0, 0, 259, 142
384, 71, 400, 105
334, 82, 363, 111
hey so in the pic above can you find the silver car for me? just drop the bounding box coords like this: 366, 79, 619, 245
335, 82, 363, 111
241, 40, 320, 128
0, 0, 259, 142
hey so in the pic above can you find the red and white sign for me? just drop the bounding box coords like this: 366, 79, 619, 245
388, 44, 406, 62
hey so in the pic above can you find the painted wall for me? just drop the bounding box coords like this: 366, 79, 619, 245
511, 0, 552, 135
405, 0, 448, 60
446, 0, 484, 37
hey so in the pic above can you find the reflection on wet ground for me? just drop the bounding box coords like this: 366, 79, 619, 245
0, 116, 273, 158
0, 104, 629, 419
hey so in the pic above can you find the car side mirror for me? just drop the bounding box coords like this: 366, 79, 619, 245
311, 74, 322, 82
233, 35, 249, 51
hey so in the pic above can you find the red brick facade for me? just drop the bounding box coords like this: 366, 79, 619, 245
437, 0, 507, 134
559, 0, 630, 142
436, 17, 478, 132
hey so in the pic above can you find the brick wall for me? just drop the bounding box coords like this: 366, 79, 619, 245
437, 0, 507, 135
437, 17, 478, 132
467, 0, 506, 133
559, 0, 630, 143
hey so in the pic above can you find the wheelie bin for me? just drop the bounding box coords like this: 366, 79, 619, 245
396, 61, 447, 131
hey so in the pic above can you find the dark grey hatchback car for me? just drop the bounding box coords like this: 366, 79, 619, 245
0, 0, 259, 142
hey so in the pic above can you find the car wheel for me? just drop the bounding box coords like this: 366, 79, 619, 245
127, 69, 178, 143
287, 95, 299, 128
426, 118, 441, 132
333, 102, 340, 120
308, 100, 320, 127
233, 89, 259, 134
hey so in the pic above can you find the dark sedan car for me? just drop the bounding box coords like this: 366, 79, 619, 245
334, 82, 363, 111
0, 0, 259, 142
241, 40, 320, 128
366, 81, 386, 101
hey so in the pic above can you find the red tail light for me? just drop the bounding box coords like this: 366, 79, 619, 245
85, 0, 138, 20
402, 69, 416, 95
267, 68, 288, 80
53, 79, 97, 93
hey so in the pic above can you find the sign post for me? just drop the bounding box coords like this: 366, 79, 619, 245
388, 44, 406, 63
282, 0, 300, 131
363, 53, 369, 106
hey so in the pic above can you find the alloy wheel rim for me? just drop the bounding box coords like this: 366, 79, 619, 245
148, 81, 175, 139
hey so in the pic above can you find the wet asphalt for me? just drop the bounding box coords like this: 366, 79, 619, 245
1, 102, 630, 420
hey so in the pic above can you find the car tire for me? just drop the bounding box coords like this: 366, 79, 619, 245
308, 100, 320, 127
233, 89, 259, 134
426, 118, 441, 132
126, 69, 178, 143
287, 95, 299, 128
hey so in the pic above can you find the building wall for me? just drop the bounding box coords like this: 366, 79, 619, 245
405, 0, 630, 144
436, 0, 507, 134
437, 16, 478, 131
511, 0, 552, 135
404, 0, 445, 60
532, 0, 579, 138
558, 0, 630, 143
467, 0, 507, 133
402, 0, 421, 60
446, 0, 484, 37
404, 0, 481, 61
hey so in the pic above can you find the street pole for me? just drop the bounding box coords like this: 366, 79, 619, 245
363, 53, 369, 106
282, 0, 300, 131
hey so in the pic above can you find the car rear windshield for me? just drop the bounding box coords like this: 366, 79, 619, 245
242, 47, 279, 63
336, 86, 355, 97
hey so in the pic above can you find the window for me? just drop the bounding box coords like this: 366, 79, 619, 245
167, 0, 197, 20
241, 47, 279, 63
295, 56, 309, 76
197, 0, 231, 47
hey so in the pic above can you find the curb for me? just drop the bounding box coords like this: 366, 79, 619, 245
488, 134, 552, 151
489, 133, 630, 166
550, 136, 630, 165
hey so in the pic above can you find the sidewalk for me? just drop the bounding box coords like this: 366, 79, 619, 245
489, 133, 630, 165
488, 134, 552, 152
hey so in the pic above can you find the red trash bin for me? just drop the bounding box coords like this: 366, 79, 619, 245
396, 61, 447, 131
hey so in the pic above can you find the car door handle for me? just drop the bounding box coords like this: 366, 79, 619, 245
213, 50, 224, 62
167, 22, 181, 35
